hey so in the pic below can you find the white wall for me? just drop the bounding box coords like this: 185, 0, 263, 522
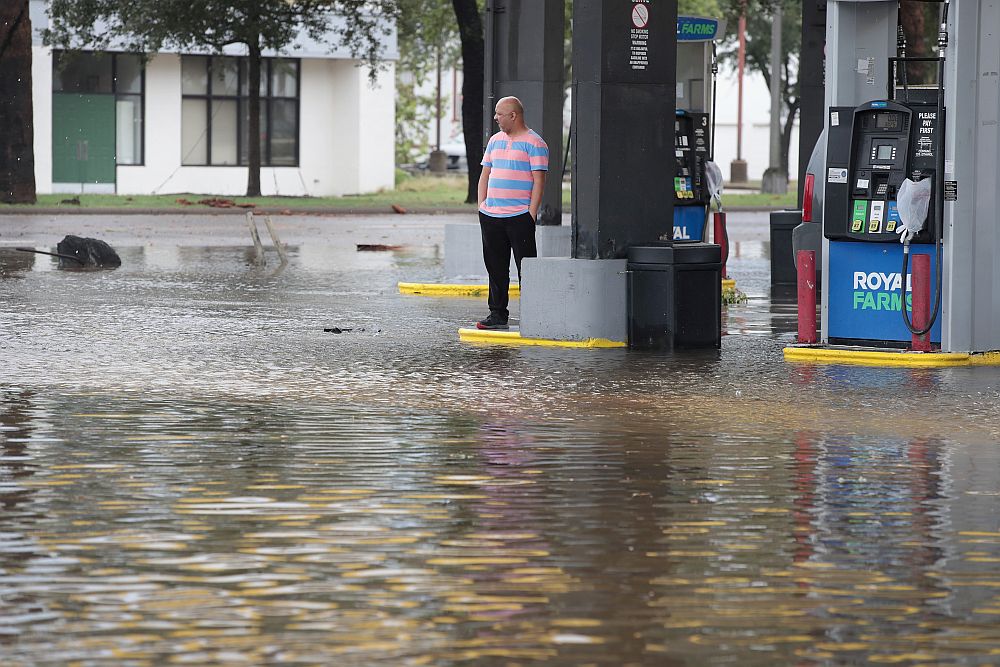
356, 64, 396, 192
31, 46, 53, 194
305, 59, 396, 196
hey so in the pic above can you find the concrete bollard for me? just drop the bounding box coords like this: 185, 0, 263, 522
713, 211, 729, 279
911, 253, 932, 352
797, 250, 817, 344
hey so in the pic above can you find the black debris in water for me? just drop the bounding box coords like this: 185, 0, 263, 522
356, 244, 403, 252
55, 235, 122, 269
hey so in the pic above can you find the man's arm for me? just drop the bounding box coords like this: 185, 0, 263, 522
529, 170, 546, 220
478, 166, 491, 209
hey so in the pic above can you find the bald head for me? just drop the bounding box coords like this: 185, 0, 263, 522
497, 96, 524, 116
493, 96, 527, 135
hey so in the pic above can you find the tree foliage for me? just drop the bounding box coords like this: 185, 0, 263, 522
45, 0, 398, 196
395, 0, 460, 164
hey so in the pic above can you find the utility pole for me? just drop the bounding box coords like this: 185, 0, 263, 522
730, 2, 747, 184
761, 1, 788, 194
428, 46, 447, 173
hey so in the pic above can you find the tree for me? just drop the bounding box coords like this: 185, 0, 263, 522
45, 0, 397, 197
718, 0, 801, 179
451, 0, 483, 204
395, 0, 460, 165
0, 0, 37, 204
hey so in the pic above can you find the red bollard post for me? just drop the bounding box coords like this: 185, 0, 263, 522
713, 211, 729, 279
797, 250, 817, 344
911, 253, 931, 351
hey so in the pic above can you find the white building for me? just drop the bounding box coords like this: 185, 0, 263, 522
29, 1, 397, 197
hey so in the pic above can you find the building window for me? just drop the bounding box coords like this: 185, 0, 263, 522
52, 51, 145, 165
181, 56, 300, 167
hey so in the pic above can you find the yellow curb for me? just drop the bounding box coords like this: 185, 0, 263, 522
784, 346, 1000, 368
402, 280, 735, 297
399, 282, 520, 297
459, 328, 626, 348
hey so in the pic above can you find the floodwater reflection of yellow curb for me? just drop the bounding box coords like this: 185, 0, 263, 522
398, 282, 520, 297
784, 346, 1000, 368
459, 328, 626, 348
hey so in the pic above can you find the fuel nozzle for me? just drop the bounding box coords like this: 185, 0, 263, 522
938, 0, 950, 51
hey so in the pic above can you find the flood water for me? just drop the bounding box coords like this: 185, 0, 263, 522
2, 214, 1000, 665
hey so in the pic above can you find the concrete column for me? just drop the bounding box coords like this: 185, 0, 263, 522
798, 0, 827, 207
572, 0, 677, 258
483, 0, 565, 225
943, 0, 1000, 352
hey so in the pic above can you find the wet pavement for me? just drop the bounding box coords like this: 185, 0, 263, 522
2, 211, 1000, 665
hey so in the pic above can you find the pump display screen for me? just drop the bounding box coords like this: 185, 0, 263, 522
875, 113, 900, 129
876, 144, 894, 160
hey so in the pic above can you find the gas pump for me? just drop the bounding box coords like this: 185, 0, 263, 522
672, 16, 723, 242
673, 109, 712, 240
822, 4, 948, 348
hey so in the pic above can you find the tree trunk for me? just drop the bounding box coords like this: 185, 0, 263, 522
246, 38, 262, 197
780, 99, 799, 174
899, 0, 928, 84
0, 0, 36, 204
452, 0, 484, 204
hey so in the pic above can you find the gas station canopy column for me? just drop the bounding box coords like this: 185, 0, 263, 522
483, 0, 565, 225
572, 0, 677, 258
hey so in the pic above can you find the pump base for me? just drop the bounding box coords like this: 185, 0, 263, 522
784, 345, 1000, 368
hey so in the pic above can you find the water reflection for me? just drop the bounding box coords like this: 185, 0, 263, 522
2, 242, 1000, 663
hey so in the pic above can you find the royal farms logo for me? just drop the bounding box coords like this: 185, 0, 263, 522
853, 271, 913, 311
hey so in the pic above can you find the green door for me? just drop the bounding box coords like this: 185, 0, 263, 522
52, 94, 116, 185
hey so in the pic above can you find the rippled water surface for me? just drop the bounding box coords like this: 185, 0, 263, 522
3, 227, 1000, 665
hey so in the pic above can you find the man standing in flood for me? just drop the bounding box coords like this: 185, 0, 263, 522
475, 96, 549, 330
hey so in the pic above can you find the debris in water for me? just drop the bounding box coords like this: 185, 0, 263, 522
16, 235, 121, 269
356, 244, 403, 252
196, 197, 256, 209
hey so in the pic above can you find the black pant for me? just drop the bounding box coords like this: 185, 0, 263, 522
480, 211, 537, 321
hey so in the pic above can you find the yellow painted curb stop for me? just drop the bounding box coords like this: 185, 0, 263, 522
399, 282, 519, 297
784, 346, 1000, 368
402, 280, 735, 297
459, 328, 626, 348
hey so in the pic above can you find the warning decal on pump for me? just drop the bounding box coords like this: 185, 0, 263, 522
829, 168, 848, 184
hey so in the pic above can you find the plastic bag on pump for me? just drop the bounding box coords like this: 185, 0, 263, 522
896, 177, 932, 244
705, 161, 724, 211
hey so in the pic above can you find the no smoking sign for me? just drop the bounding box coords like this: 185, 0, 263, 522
631, 3, 649, 28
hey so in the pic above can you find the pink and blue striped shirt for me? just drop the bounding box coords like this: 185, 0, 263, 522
480, 130, 549, 218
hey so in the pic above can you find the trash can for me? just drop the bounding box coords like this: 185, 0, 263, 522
627, 242, 722, 350
770, 209, 802, 285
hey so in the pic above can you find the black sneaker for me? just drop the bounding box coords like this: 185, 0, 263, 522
475, 314, 509, 330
